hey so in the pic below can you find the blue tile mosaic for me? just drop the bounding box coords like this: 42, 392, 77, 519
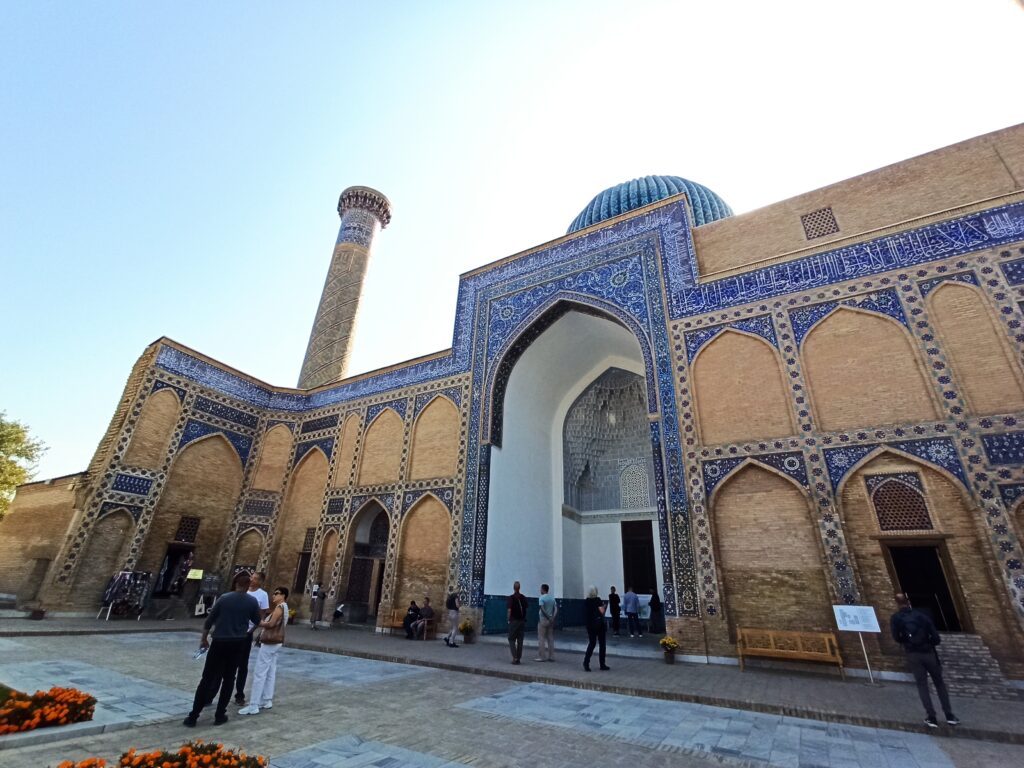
701, 457, 745, 498
177, 418, 253, 465
300, 413, 339, 434
756, 451, 809, 487
193, 395, 259, 429
998, 483, 1024, 509
917, 270, 980, 297
243, 498, 275, 517
789, 289, 906, 347
677, 201, 1024, 316
824, 438, 966, 491
823, 445, 879, 491
111, 473, 153, 496
326, 497, 347, 515
401, 487, 455, 515
982, 431, 1024, 465
685, 314, 777, 362
413, 387, 462, 418
293, 437, 334, 466
99, 501, 143, 522
366, 398, 408, 425
150, 380, 185, 401
351, 493, 395, 515
701, 452, 808, 498
1000, 256, 1024, 286
864, 471, 923, 496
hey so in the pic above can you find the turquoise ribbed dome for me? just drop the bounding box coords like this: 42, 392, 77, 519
567, 175, 732, 234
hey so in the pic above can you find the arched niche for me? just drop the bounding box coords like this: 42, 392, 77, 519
123, 388, 180, 469
839, 451, 1022, 665
317, 527, 340, 612
251, 424, 293, 491
269, 447, 329, 601
712, 463, 832, 635
409, 397, 459, 480
340, 500, 390, 621
232, 528, 264, 572
802, 308, 938, 431
693, 330, 796, 444
357, 410, 403, 486
139, 434, 244, 594
332, 415, 361, 487
70, 509, 135, 609
393, 495, 451, 616
927, 282, 1024, 415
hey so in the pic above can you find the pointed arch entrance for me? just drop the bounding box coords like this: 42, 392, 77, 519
484, 304, 665, 622
341, 500, 390, 623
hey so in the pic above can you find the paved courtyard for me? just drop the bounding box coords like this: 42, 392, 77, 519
0, 626, 1021, 768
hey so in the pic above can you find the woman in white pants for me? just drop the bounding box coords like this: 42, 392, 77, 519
238, 586, 288, 715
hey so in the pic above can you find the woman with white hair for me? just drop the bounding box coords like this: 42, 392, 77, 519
583, 585, 609, 671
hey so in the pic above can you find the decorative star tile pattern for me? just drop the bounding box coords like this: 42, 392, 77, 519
111, 473, 153, 496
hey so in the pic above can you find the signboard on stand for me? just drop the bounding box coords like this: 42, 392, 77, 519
833, 605, 881, 684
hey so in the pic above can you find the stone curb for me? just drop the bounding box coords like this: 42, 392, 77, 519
284, 639, 1023, 746
0, 625, 190, 638
0, 717, 147, 751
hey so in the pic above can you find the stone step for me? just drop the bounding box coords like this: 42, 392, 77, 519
936, 633, 1020, 701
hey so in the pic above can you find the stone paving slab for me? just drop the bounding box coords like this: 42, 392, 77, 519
271, 734, 471, 768
459, 683, 955, 768
277, 647, 435, 687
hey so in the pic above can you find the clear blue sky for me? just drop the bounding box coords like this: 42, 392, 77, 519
3, 1, 1023, 479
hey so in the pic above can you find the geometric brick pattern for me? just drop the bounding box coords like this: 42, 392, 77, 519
800, 206, 840, 240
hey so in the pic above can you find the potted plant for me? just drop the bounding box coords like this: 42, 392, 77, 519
458, 618, 475, 644
659, 635, 679, 664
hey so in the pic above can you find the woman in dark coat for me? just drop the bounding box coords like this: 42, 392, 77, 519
583, 585, 610, 672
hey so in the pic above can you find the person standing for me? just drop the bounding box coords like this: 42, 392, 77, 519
890, 593, 959, 728
535, 584, 557, 662
184, 571, 261, 727
444, 587, 460, 647
583, 585, 610, 671
238, 586, 289, 715
608, 586, 621, 636
507, 581, 528, 664
649, 590, 663, 635
623, 586, 641, 637
235, 571, 270, 705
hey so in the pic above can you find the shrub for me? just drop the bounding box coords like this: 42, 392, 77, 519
56, 740, 267, 768
0, 685, 96, 734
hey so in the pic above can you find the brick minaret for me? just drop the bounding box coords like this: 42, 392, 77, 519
298, 186, 392, 389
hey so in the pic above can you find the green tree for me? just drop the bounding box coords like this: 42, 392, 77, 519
0, 412, 45, 520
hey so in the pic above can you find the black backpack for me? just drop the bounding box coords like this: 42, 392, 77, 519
899, 611, 938, 652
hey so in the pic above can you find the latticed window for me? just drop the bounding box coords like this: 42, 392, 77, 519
619, 463, 651, 509
174, 516, 201, 543
302, 527, 316, 552
867, 474, 933, 531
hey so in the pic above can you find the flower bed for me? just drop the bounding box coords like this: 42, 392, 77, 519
0, 684, 96, 735
57, 740, 267, 767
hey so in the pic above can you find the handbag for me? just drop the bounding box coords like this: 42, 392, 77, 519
261, 606, 286, 645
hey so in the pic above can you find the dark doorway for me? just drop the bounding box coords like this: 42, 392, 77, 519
153, 544, 194, 598
293, 551, 312, 595
888, 545, 962, 631
621, 520, 657, 594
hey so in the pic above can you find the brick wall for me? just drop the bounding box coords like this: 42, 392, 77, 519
803, 309, 938, 431
927, 282, 1024, 415
69, 509, 134, 608
269, 448, 328, 601
332, 416, 359, 487
122, 389, 180, 469
694, 331, 795, 444
393, 495, 450, 617
232, 528, 264, 571
357, 410, 402, 486
251, 424, 292, 491
712, 464, 833, 650
409, 397, 459, 480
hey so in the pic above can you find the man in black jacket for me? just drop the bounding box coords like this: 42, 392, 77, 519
184, 571, 261, 727
889, 593, 959, 728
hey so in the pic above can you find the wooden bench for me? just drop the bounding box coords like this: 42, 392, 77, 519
737, 627, 845, 679
385, 609, 435, 639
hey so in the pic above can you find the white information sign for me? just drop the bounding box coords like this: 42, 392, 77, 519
832, 605, 880, 633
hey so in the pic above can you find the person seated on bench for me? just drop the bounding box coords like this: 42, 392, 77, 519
411, 597, 435, 639
402, 601, 421, 639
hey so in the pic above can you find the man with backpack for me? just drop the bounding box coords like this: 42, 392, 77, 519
889, 593, 959, 728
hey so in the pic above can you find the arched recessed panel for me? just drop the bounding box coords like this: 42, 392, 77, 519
713, 464, 831, 633
139, 434, 243, 579
270, 448, 329, 595
928, 283, 1024, 415
251, 424, 293, 491
394, 495, 451, 616
409, 398, 459, 480
123, 389, 180, 469
232, 528, 264, 571
70, 510, 135, 609
693, 330, 795, 444
332, 415, 361, 487
803, 308, 938, 431
357, 410, 403, 486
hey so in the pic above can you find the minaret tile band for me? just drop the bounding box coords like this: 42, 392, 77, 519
298, 186, 391, 389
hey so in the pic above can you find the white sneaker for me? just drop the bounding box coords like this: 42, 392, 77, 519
238, 705, 259, 715
261, 701, 272, 710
